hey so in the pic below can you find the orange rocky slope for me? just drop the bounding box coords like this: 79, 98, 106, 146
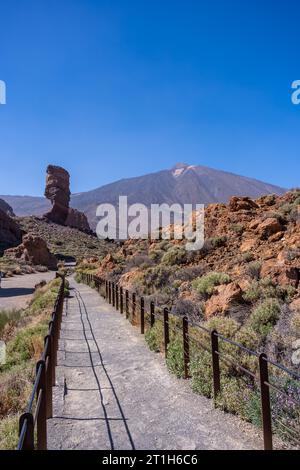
78, 190, 299, 367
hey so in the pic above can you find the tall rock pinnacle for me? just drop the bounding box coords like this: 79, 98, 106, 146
44, 165, 90, 232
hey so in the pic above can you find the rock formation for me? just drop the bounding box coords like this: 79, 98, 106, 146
44, 165, 90, 232
0, 208, 22, 253
5, 233, 57, 269
44, 165, 71, 225
0, 198, 15, 216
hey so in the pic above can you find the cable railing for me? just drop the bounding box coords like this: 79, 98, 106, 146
17, 274, 65, 450
82, 272, 300, 451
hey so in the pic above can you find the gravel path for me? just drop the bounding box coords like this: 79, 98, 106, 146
0, 271, 55, 310
47, 277, 263, 450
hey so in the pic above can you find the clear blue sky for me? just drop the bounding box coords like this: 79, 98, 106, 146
0, 0, 299, 196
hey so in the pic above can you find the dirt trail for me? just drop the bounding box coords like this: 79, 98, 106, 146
0, 272, 54, 310
47, 277, 263, 450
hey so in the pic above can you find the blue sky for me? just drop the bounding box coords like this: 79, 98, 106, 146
0, 0, 299, 196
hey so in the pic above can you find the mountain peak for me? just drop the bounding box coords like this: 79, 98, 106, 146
172, 162, 189, 170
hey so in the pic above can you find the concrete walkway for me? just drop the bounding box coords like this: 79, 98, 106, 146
0, 271, 55, 310
48, 277, 263, 450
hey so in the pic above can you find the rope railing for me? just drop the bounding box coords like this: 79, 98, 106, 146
82, 272, 300, 451
17, 274, 65, 450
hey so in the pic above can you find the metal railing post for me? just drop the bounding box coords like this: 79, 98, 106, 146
140, 297, 145, 334
259, 353, 273, 450
132, 293, 136, 323
120, 287, 123, 314
211, 330, 221, 401
48, 321, 56, 385
150, 301, 155, 327
125, 290, 129, 319
116, 284, 119, 310
182, 316, 190, 379
36, 360, 47, 450
163, 308, 170, 358
112, 283, 115, 307
19, 413, 34, 450
44, 336, 53, 418
109, 282, 112, 304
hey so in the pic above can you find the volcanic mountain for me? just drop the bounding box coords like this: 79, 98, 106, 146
1, 163, 285, 229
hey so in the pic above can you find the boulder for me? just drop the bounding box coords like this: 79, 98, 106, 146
65, 207, 90, 232
205, 282, 243, 317
257, 217, 282, 239
240, 238, 257, 253
5, 233, 57, 269
229, 196, 259, 212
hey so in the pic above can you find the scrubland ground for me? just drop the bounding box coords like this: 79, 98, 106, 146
0, 278, 68, 449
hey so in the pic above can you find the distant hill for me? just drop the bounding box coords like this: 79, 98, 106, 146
1, 163, 286, 229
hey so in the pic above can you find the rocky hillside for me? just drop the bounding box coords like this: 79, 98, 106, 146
1, 163, 285, 229
17, 216, 114, 262
77, 190, 300, 371
0, 199, 15, 216
0, 204, 22, 255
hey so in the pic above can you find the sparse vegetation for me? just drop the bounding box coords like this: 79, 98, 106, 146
0, 277, 67, 450
247, 261, 262, 280
192, 272, 231, 298
248, 299, 281, 339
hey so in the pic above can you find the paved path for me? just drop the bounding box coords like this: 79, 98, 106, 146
0, 272, 55, 310
48, 277, 263, 450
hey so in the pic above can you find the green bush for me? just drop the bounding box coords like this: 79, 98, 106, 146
0, 310, 22, 337
216, 377, 252, 419
247, 261, 262, 280
5, 323, 48, 369
245, 388, 262, 427
248, 299, 280, 338
204, 317, 240, 338
234, 326, 261, 351
230, 224, 244, 234
145, 321, 164, 352
166, 337, 185, 378
192, 272, 231, 298
241, 252, 254, 262
190, 350, 213, 398
161, 247, 187, 266
243, 278, 294, 303
0, 415, 19, 450
210, 236, 227, 247
74, 272, 83, 283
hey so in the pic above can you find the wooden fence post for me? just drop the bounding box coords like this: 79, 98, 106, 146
211, 330, 221, 401
182, 316, 190, 379
259, 353, 273, 450
163, 308, 169, 358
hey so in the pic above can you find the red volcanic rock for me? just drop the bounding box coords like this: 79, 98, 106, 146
5, 233, 57, 269
65, 208, 90, 232
257, 217, 282, 239
45, 165, 70, 225
0, 208, 22, 252
44, 165, 90, 232
229, 196, 259, 212
205, 282, 243, 317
